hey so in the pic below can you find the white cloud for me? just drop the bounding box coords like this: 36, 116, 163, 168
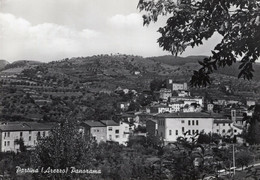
0, 13, 98, 40
0, 13, 100, 61
108, 13, 143, 28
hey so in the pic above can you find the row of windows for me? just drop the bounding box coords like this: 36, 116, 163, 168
93, 129, 105, 133
4, 132, 10, 137
216, 129, 237, 133
168, 129, 199, 136
4, 141, 10, 146
216, 123, 231, 126
4, 131, 46, 138
180, 120, 199, 126
187, 120, 199, 126
108, 127, 129, 131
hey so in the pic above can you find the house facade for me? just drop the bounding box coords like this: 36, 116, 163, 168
100, 120, 130, 145
156, 112, 215, 144
80, 121, 107, 143
166, 79, 188, 91
0, 122, 54, 152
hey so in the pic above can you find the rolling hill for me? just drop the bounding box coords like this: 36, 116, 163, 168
0, 60, 9, 70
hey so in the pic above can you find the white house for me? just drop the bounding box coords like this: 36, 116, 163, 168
156, 112, 215, 144
170, 96, 204, 107
0, 121, 55, 152
80, 121, 107, 143
100, 120, 130, 145
168, 101, 185, 112
149, 104, 172, 114
212, 119, 243, 136
166, 79, 188, 91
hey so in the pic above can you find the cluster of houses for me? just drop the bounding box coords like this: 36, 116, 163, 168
0, 79, 258, 152
0, 120, 131, 152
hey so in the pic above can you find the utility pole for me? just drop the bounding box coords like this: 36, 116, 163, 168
233, 144, 235, 175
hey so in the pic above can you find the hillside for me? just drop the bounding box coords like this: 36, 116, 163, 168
149, 55, 260, 82
216, 62, 260, 81
3, 60, 43, 70
147, 55, 208, 66
0, 60, 9, 70
20, 54, 197, 92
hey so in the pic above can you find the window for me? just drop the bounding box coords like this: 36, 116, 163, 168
20, 132, 23, 137
217, 129, 219, 132
7, 132, 10, 137
192, 120, 194, 125
216, 123, 219, 126
7, 141, 10, 146
192, 130, 195, 135
169, 130, 172, 135
109, 135, 112, 140
4, 141, 6, 146
37, 131, 40, 137
196, 130, 199, 134
4, 132, 6, 137
222, 129, 225, 133
234, 129, 237, 133
29, 136, 31, 141
182, 127, 185, 132
43, 131, 45, 137
196, 120, 199, 126
115, 130, 119, 134
188, 130, 191, 135
223, 123, 225, 126
115, 135, 119, 138
188, 120, 191, 125
229, 123, 231, 126
96, 129, 99, 132
176, 130, 178, 135
108, 127, 113, 131
29, 131, 32, 134
181, 120, 185, 123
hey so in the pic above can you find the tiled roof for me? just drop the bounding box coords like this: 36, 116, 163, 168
81, 121, 106, 127
100, 120, 119, 126
0, 122, 55, 132
213, 119, 233, 123
156, 112, 221, 118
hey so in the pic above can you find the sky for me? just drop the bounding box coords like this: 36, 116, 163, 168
0, 0, 222, 62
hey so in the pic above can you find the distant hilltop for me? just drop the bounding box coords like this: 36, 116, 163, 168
2, 60, 43, 70
0, 59, 9, 70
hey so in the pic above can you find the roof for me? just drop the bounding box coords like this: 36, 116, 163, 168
0, 122, 55, 132
81, 121, 106, 127
156, 112, 219, 118
146, 119, 158, 123
151, 104, 169, 108
100, 120, 119, 126
213, 119, 233, 123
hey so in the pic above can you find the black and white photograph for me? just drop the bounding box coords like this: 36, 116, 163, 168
0, 0, 260, 179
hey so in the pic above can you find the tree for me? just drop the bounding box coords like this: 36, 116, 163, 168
162, 136, 213, 180
244, 105, 260, 145
14, 138, 26, 152
150, 79, 165, 92
138, 0, 260, 86
32, 117, 97, 180
236, 150, 253, 170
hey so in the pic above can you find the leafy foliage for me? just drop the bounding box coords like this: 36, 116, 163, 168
32, 117, 97, 179
138, 0, 260, 86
